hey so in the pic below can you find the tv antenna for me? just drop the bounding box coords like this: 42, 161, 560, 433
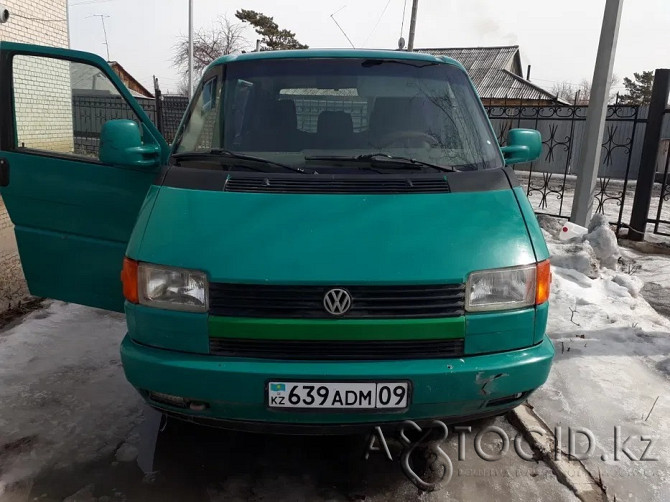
88, 14, 111, 60
330, 6, 355, 48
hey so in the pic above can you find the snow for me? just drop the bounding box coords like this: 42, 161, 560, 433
533, 215, 670, 501
584, 214, 621, 269
612, 273, 644, 297
0, 302, 143, 491
115, 442, 139, 463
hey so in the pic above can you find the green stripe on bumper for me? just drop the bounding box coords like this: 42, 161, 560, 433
208, 316, 465, 340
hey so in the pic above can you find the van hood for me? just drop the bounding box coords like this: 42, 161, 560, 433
130, 174, 536, 284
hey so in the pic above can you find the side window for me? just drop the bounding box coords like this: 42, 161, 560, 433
12, 55, 141, 159
175, 76, 221, 153
229, 79, 253, 147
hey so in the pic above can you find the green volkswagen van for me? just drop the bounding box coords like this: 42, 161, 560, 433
0, 42, 552, 433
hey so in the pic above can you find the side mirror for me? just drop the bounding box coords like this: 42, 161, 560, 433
99, 119, 160, 168
500, 129, 542, 165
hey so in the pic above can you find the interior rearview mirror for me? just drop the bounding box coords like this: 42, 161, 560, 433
99, 119, 160, 168
500, 129, 542, 165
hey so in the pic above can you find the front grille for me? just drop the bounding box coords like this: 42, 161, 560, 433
209, 338, 465, 360
209, 283, 465, 319
223, 175, 450, 194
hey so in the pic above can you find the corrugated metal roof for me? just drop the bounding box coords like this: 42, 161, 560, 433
416, 46, 561, 103
473, 69, 560, 102
418, 46, 520, 72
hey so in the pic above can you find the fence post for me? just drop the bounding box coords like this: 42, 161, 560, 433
628, 68, 670, 241
153, 76, 164, 135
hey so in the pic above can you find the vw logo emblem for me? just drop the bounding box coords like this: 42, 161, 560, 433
323, 288, 352, 316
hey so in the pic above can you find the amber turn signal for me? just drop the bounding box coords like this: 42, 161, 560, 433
121, 257, 139, 304
536, 259, 551, 305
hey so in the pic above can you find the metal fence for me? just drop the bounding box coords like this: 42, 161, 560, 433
485, 100, 670, 235
157, 95, 188, 143
72, 94, 156, 155
485, 102, 645, 234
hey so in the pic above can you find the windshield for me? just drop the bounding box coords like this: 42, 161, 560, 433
174, 58, 502, 171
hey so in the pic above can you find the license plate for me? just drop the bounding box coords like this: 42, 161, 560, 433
267, 381, 410, 409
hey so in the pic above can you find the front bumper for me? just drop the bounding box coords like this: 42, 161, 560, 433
120, 334, 554, 432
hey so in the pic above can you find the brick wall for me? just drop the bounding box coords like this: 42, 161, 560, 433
14, 56, 74, 152
0, 0, 69, 312
1, 0, 69, 46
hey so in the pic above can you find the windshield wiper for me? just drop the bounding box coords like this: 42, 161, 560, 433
172, 149, 314, 174
305, 153, 454, 173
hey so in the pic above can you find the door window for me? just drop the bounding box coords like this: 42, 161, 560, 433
13, 55, 141, 158
175, 75, 221, 153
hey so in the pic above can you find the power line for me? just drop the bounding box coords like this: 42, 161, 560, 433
12, 13, 67, 23
363, 0, 394, 46
399, 0, 408, 38
70, 0, 117, 7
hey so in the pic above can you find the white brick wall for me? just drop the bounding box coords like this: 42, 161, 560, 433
0, 0, 69, 312
1, 0, 69, 48
14, 55, 74, 152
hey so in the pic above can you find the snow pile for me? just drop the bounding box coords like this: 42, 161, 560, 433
547, 240, 600, 278
612, 272, 644, 298
541, 213, 620, 275
533, 214, 670, 502
540, 214, 655, 306
585, 213, 620, 269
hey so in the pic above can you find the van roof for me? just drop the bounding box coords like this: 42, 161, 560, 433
210, 48, 463, 69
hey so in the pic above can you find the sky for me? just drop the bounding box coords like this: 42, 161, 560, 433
67, 0, 670, 95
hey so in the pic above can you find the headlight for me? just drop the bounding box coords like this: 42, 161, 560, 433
465, 264, 537, 312
137, 263, 208, 312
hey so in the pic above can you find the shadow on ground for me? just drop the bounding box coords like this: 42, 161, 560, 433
25, 418, 418, 502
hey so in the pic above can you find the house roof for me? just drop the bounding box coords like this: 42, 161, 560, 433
71, 62, 152, 98
419, 46, 522, 74
416, 46, 562, 103
108, 62, 153, 98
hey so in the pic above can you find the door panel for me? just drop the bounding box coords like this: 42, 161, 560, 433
0, 42, 169, 312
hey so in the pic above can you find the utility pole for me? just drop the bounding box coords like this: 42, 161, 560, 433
570, 0, 624, 226
188, 0, 194, 99
407, 0, 419, 51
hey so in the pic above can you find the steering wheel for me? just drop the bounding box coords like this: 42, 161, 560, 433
377, 130, 440, 148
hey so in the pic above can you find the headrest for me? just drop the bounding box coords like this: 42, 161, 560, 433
317, 111, 354, 136
268, 99, 297, 130
369, 97, 430, 136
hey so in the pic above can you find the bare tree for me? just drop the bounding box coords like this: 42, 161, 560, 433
552, 74, 620, 106
551, 81, 575, 103
575, 74, 620, 105
173, 16, 248, 88
176, 79, 191, 97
